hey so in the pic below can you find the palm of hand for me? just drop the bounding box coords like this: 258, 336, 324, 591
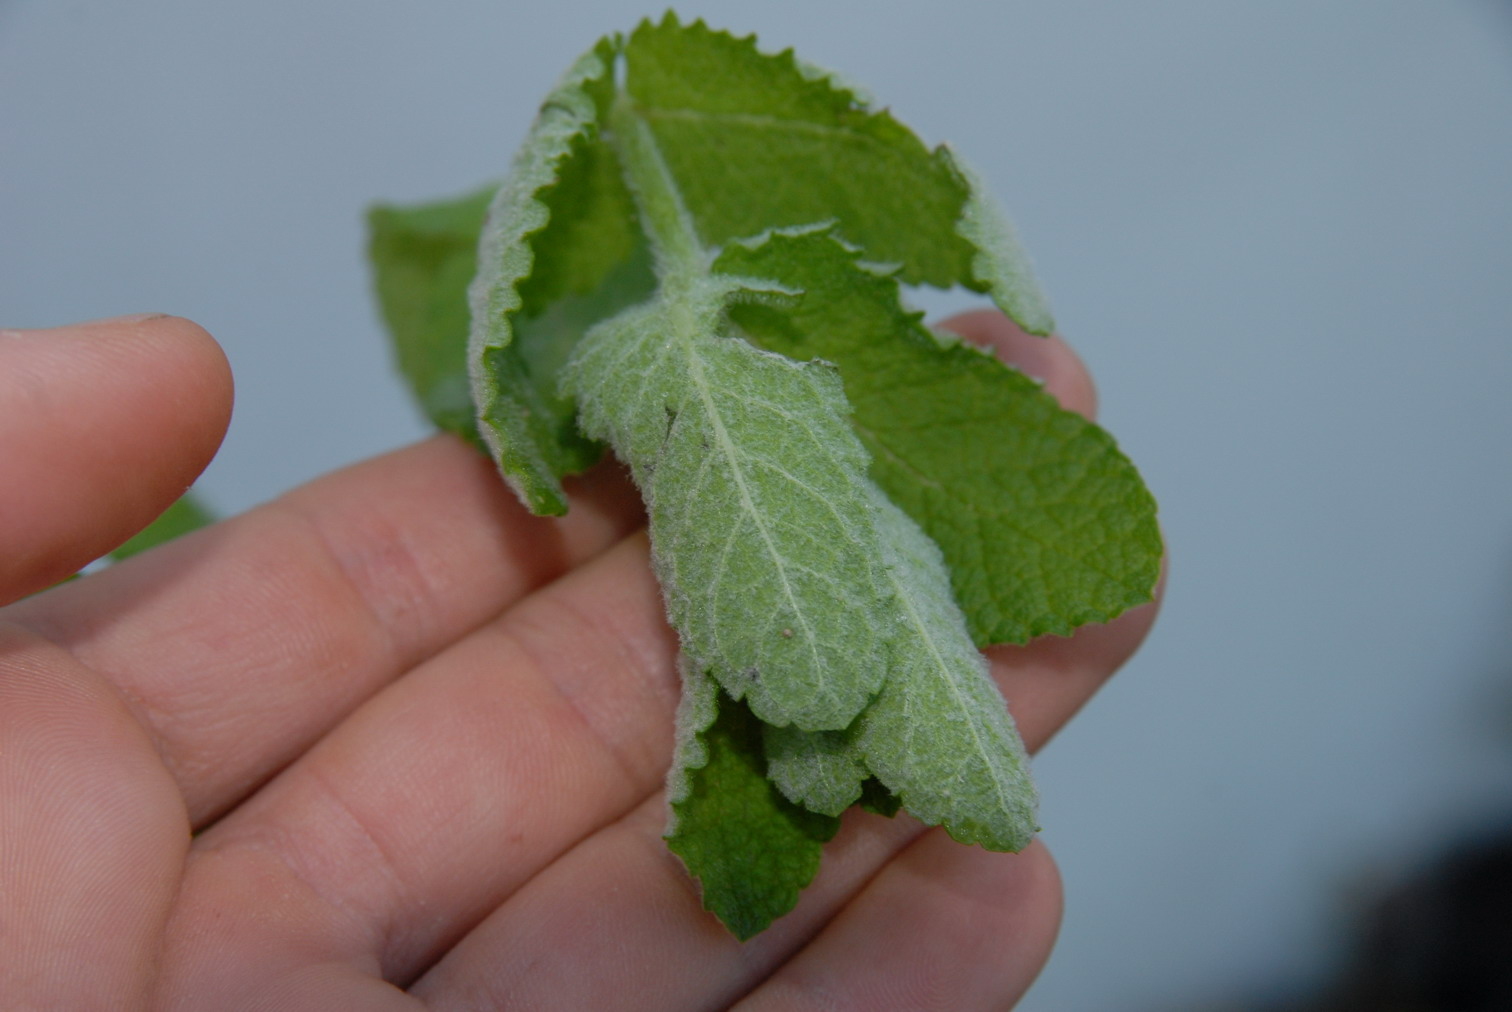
0, 313, 1155, 1009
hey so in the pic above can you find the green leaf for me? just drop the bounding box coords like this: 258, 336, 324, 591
666, 662, 839, 940
856, 489, 1038, 851
952, 153, 1055, 337
857, 777, 903, 818
367, 185, 495, 442
368, 176, 656, 464
467, 35, 651, 514
717, 226, 1161, 644
563, 278, 892, 731
623, 14, 1052, 331
763, 721, 867, 817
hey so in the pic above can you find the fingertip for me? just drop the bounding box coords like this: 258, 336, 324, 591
142, 314, 235, 438
0, 314, 234, 601
938, 308, 1099, 420
737, 833, 1064, 1011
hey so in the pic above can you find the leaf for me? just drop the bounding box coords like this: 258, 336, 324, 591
760, 482, 1040, 848
666, 661, 839, 940
952, 152, 1055, 337
857, 777, 903, 819
467, 36, 651, 514
622, 14, 1052, 331
716, 226, 1161, 644
367, 185, 496, 442
562, 279, 892, 731
855, 489, 1039, 851
763, 722, 867, 817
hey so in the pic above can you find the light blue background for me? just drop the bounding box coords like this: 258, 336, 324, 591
5, 2, 1512, 1008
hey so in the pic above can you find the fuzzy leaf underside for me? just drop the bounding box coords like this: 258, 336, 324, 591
762, 485, 1038, 850
763, 721, 867, 818
666, 663, 839, 941
717, 227, 1160, 644
467, 37, 646, 514
856, 491, 1039, 850
563, 280, 893, 732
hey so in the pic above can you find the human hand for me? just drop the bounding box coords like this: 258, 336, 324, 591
1, 312, 1157, 1009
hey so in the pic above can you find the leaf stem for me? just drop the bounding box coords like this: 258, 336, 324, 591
607, 95, 707, 286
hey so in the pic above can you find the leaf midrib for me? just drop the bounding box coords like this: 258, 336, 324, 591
608, 93, 829, 706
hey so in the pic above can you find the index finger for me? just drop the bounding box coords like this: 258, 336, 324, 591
7, 435, 643, 825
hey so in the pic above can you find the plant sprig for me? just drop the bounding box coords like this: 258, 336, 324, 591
369, 13, 1160, 939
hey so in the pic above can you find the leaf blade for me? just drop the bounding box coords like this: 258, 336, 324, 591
368, 185, 496, 442
717, 227, 1161, 645
857, 489, 1039, 851
563, 282, 893, 731
467, 35, 649, 515
763, 722, 867, 818
666, 662, 839, 940
621, 14, 1052, 334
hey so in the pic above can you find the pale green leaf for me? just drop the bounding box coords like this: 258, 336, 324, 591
717, 226, 1161, 644
857, 488, 1039, 851
666, 662, 839, 940
759, 482, 1040, 847
951, 151, 1055, 337
467, 35, 649, 515
563, 278, 892, 731
763, 722, 866, 817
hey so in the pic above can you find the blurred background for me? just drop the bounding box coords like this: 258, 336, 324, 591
4, 2, 1511, 1007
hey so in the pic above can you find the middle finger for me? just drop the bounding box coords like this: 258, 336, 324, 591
156, 533, 682, 1003
407, 599, 1154, 1008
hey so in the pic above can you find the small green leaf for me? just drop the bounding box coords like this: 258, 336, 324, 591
563, 279, 892, 731
40, 491, 215, 593
368, 185, 495, 441
666, 662, 839, 940
758, 485, 1040, 848
718, 226, 1161, 644
763, 722, 867, 817
952, 151, 1055, 337
857, 777, 903, 819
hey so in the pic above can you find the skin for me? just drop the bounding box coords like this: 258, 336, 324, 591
0, 310, 1159, 1010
